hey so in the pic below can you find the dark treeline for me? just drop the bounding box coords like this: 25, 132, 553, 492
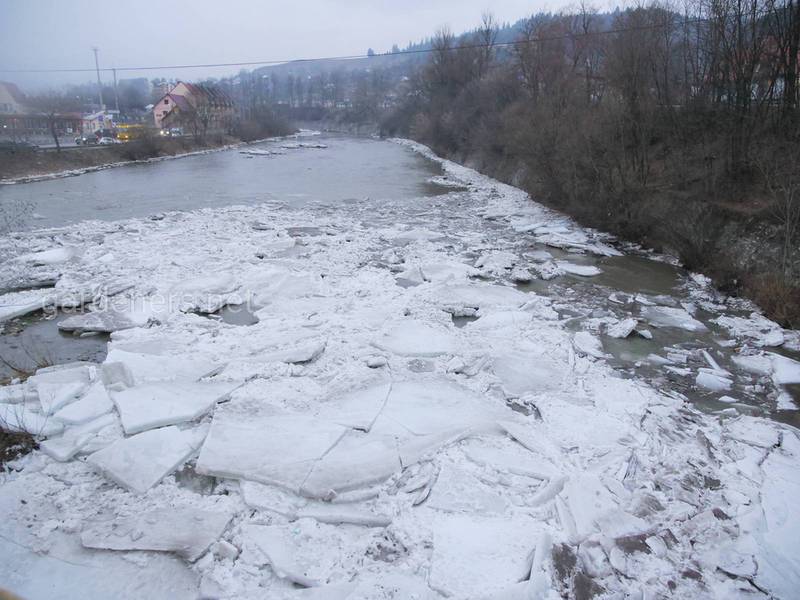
377, 2, 800, 326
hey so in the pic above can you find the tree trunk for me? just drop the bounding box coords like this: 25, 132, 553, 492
49, 116, 60, 152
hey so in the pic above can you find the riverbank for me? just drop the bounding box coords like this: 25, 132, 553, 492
0, 137, 798, 598
400, 134, 800, 331
0, 135, 280, 185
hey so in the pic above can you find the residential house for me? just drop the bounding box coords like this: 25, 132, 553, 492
0, 81, 26, 114
152, 82, 235, 135
82, 110, 118, 135
0, 81, 82, 140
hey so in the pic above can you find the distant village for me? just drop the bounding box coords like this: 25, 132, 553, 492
0, 78, 237, 146
0, 59, 408, 148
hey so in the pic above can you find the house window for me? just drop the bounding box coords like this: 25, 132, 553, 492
164, 99, 169, 104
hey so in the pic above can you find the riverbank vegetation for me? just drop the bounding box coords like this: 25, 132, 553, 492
0, 107, 292, 182
378, 1, 800, 327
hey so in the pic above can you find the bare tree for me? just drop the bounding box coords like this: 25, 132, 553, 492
27, 91, 80, 152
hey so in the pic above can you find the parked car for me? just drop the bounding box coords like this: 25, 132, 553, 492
74, 135, 96, 145
97, 137, 118, 145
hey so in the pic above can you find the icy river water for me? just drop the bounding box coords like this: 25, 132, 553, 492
1, 134, 799, 599
1, 134, 797, 422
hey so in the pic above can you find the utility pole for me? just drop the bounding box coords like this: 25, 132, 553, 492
92, 47, 105, 110
112, 68, 120, 113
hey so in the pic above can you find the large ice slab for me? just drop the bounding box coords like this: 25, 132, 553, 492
751, 433, 800, 596
378, 379, 502, 435
54, 381, 114, 425
87, 425, 206, 494
556, 261, 602, 277
0, 402, 64, 437
30, 364, 93, 415
104, 347, 219, 384
241, 523, 322, 587
428, 514, 541, 597
170, 273, 240, 313
14, 246, 81, 265
111, 381, 235, 434
81, 508, 231, 561
0, 288, 56, 322
642, 306, 708, 332
58, 306, 152, 333
196, 412, 347, 492
372, 321, 456, 357
432, 283, 528, 315
39, 413, 118, 461
301, 432, 402, 498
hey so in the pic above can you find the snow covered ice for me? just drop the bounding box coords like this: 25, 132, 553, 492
1, 138, 799, 599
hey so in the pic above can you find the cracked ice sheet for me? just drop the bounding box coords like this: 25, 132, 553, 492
196, 410, 347, 492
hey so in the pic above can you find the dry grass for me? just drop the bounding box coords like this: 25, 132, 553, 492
0, 427, 37, 470
746, 274, 800, 329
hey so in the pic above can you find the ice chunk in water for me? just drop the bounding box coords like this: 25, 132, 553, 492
87, 425, 206, 494
696, 369, 733, 391
606, 318, 638, 339
0, 289, 56, 322
81, 508, 231, 561
768, 352, 800, 385
642, 306, 708, 332
573, 331, 605, 358
555, 261, 602, 277
111, 381, 235, 434
58, 307, 152, 333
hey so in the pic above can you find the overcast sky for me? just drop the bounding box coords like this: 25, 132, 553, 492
0, 0, 577, 91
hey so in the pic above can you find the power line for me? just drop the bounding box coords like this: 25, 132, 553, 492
0, 8, 781, 75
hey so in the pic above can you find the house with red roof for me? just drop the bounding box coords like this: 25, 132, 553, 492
152, 82, 235, 135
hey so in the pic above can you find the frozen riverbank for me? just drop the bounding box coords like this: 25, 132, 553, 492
0, 138, 799, 599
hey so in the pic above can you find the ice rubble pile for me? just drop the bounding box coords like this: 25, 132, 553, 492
0, 138, 799, 600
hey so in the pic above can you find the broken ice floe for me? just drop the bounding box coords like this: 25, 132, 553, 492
0, 288, 56, 322
556, 261, 602, 277
371, 321, 456, 357
81, 508, 231, 561
642, 305, 708, 332
88, 425, 207, 494
111, 381, 236, 434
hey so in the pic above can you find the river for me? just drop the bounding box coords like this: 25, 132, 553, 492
0, 133, 797, 423
1, 133, 799, 600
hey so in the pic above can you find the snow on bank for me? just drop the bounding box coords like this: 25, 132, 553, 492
0, 140, 798, 599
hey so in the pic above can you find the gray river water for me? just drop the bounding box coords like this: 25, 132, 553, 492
0, 134, 797, 425
0, 135, 444, 229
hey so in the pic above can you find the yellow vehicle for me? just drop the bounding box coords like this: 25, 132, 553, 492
115, 124, 148, 141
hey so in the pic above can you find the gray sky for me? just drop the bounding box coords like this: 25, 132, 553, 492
0, 0, 572, 91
